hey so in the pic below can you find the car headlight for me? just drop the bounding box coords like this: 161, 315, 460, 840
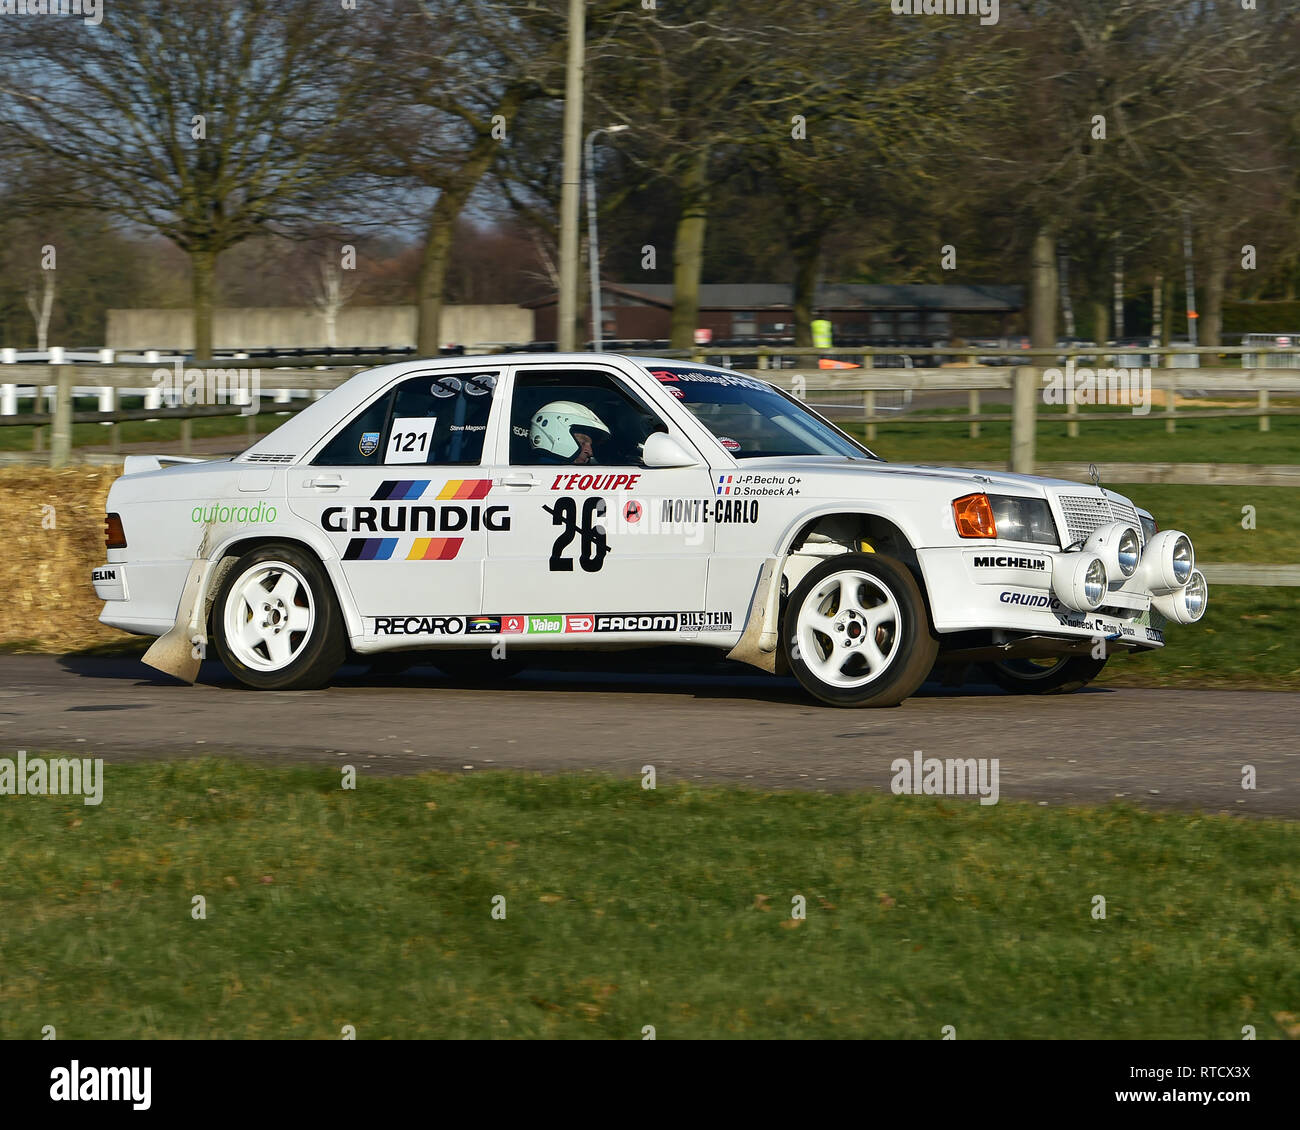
1052, 552, 1108, 611
1152, 569, 1208, 624
1137, 529, 1195, 594
988, 495, 1058, 545
1083, 521, 1142, 582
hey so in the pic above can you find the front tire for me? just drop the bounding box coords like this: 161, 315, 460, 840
782, 553, 939, 707
987, 655, 1107, 695
212, 543, 345, 690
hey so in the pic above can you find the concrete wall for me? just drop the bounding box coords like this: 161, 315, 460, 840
105, 305, 534, 351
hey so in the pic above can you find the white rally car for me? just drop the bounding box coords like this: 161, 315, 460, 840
93, 353, 1207, 707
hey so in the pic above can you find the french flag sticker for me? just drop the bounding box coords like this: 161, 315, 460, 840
716, 474, 732, 496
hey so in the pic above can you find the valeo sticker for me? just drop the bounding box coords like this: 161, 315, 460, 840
527, 615, 563, 634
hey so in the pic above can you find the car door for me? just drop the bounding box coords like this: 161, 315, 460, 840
482, 364, 715, 636
286, 369, 502, 642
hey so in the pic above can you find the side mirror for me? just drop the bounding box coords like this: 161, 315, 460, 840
641, 431, 701, 468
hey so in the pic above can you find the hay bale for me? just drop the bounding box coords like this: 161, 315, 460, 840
0, 466, 133, 653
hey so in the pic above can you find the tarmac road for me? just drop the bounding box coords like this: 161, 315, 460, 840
1, 652, 1294, 817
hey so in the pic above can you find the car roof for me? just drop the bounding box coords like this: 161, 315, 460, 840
238, 352, 689, 464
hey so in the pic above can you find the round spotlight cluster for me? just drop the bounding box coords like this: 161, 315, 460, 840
1084, 522, 1143, 583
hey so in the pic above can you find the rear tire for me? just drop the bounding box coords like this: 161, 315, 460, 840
987, 655, 1107, 695
212, 543, 345, 690
782, 553, 939, 707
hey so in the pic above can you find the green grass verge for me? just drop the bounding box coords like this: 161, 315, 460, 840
849, 405, 1300, 466
1100, 585, 1300, 690
1106, 484, 1300, 564
1, 760, 1296, 1040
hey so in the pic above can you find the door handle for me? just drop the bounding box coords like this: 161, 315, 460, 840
499, 474, 537, 489
305, 475, 348, 489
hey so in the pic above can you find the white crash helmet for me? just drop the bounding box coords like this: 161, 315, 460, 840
529, 400, 610, 460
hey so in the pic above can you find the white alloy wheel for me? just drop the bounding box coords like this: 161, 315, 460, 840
794, 568, 902, 689
222, 560, 316, 672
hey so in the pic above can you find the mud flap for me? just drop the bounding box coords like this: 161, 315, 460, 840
141, 558, 209, 684
725, 557, 782, 674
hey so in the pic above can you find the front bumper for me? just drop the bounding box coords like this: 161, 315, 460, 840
919, 545, 1176, 648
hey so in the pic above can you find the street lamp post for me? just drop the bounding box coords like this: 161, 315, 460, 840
585, 124, 628, 352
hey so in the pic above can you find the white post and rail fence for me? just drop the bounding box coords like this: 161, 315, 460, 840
1, 345, 1296, 481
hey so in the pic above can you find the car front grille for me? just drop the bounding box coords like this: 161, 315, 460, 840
1057, 493, 1141, 547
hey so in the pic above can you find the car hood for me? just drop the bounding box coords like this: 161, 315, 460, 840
732, 457, 1084, 496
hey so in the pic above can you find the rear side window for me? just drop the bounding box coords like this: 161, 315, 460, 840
314, 372, 497, 466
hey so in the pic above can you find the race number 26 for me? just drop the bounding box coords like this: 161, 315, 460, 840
546, 496, 610, 573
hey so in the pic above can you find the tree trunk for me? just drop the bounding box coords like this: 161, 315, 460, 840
1090, 299, 1108, 346
417, 190, 462, 355
791, 231, 823, 348
190, 248, 217, 360
1202, 242, 1227, 355
1112, 247, 1124, 340
670, 147, 711, 350
415, 87, 528, 354
1058, 249, 1075, 338
1161, 274, 1175, 346
1030, 226, 1057, 350
1152, 273, 1163, 342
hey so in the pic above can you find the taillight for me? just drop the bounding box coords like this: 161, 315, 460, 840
105, 513, 126, 549
952, 493, 997, 538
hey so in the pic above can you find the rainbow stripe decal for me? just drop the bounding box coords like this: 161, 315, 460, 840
406, 537, 464, 561
371, 480, 429, 501
342, 538, 398, 561
435, 478, 493, 500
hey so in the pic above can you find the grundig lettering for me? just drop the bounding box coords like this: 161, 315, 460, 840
322, 504, 510, 533
973, 555, 1047, 570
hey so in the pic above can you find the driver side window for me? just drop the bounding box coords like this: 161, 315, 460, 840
509, 369, 666, 467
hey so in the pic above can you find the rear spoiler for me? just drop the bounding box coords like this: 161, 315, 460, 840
122, 455, 207, 475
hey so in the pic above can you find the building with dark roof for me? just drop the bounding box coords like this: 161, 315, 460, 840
525, 282, 1024, 345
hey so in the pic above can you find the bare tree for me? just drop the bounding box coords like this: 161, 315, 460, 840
359, 0, 590, 353
0, 0, 371, 359
25, 252, 56, 352
303, 246, 362, 350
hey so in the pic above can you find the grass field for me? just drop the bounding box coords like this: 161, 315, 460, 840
850, 404, 1300, 466
1098, 586, 1300, 690
1103, 484, 1299, 564
1, 760, 1296, 1040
